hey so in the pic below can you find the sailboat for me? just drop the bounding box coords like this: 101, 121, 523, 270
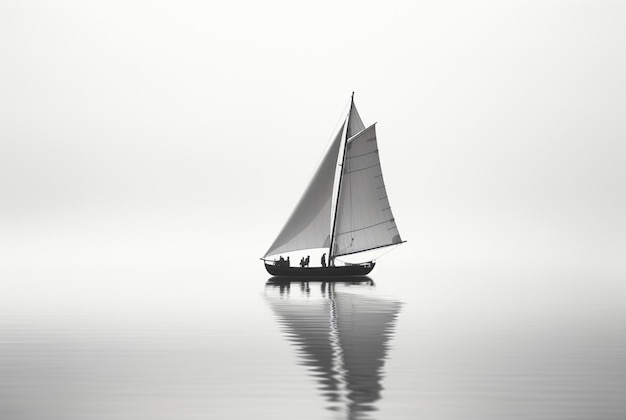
262, 93, 405, 277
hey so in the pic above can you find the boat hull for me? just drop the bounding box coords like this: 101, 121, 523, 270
264, 262, 375, 278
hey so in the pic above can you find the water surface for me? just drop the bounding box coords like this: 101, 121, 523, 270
1, 265, 625, 419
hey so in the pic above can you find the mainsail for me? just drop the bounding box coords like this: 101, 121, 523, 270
265, 94, 403, 263
332, 124, 403, 257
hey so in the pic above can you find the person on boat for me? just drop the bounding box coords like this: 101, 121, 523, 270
299, 257, 305, 268
279, 256, 285, 266
286, 256, 290, 267
321, 253, 326, 267
304, 255, 310, 267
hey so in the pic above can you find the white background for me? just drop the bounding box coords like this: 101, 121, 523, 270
2, 1, 625, 275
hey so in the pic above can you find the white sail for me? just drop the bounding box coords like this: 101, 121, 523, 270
264, 122, 345, 258
346, 100, 365, 139
264, 94, 405, 268
331, 124, 403, 257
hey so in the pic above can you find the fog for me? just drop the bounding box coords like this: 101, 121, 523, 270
2, 1, 625, 276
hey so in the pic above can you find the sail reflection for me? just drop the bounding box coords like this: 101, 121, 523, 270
265, 278, 402, 419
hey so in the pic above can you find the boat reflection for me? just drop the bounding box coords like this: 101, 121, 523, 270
265, 277, 402, 419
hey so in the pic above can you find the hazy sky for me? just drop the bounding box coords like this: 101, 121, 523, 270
1, 1, 625, 274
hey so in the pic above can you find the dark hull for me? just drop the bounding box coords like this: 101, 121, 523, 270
264, 262, 375, 278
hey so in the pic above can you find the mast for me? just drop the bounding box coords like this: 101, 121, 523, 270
328, 92, 354, 265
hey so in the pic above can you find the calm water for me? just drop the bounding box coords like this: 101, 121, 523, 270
1, 265, 625, 419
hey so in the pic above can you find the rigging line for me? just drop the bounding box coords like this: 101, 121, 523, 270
335, 218, 396, 235
338, 242, 402, 263
344, 163, 381, 174
346, 149, 379, 160
308, 100, 351, 172
335, 241, 352, 255
334, 241, 407, 258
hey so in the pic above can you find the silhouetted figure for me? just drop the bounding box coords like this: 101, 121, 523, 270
321, 253, 327, 267
279, 256, 285, 267
305, 255, 310, 267
286, 256, 290, 267
300, 257, 305, 268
